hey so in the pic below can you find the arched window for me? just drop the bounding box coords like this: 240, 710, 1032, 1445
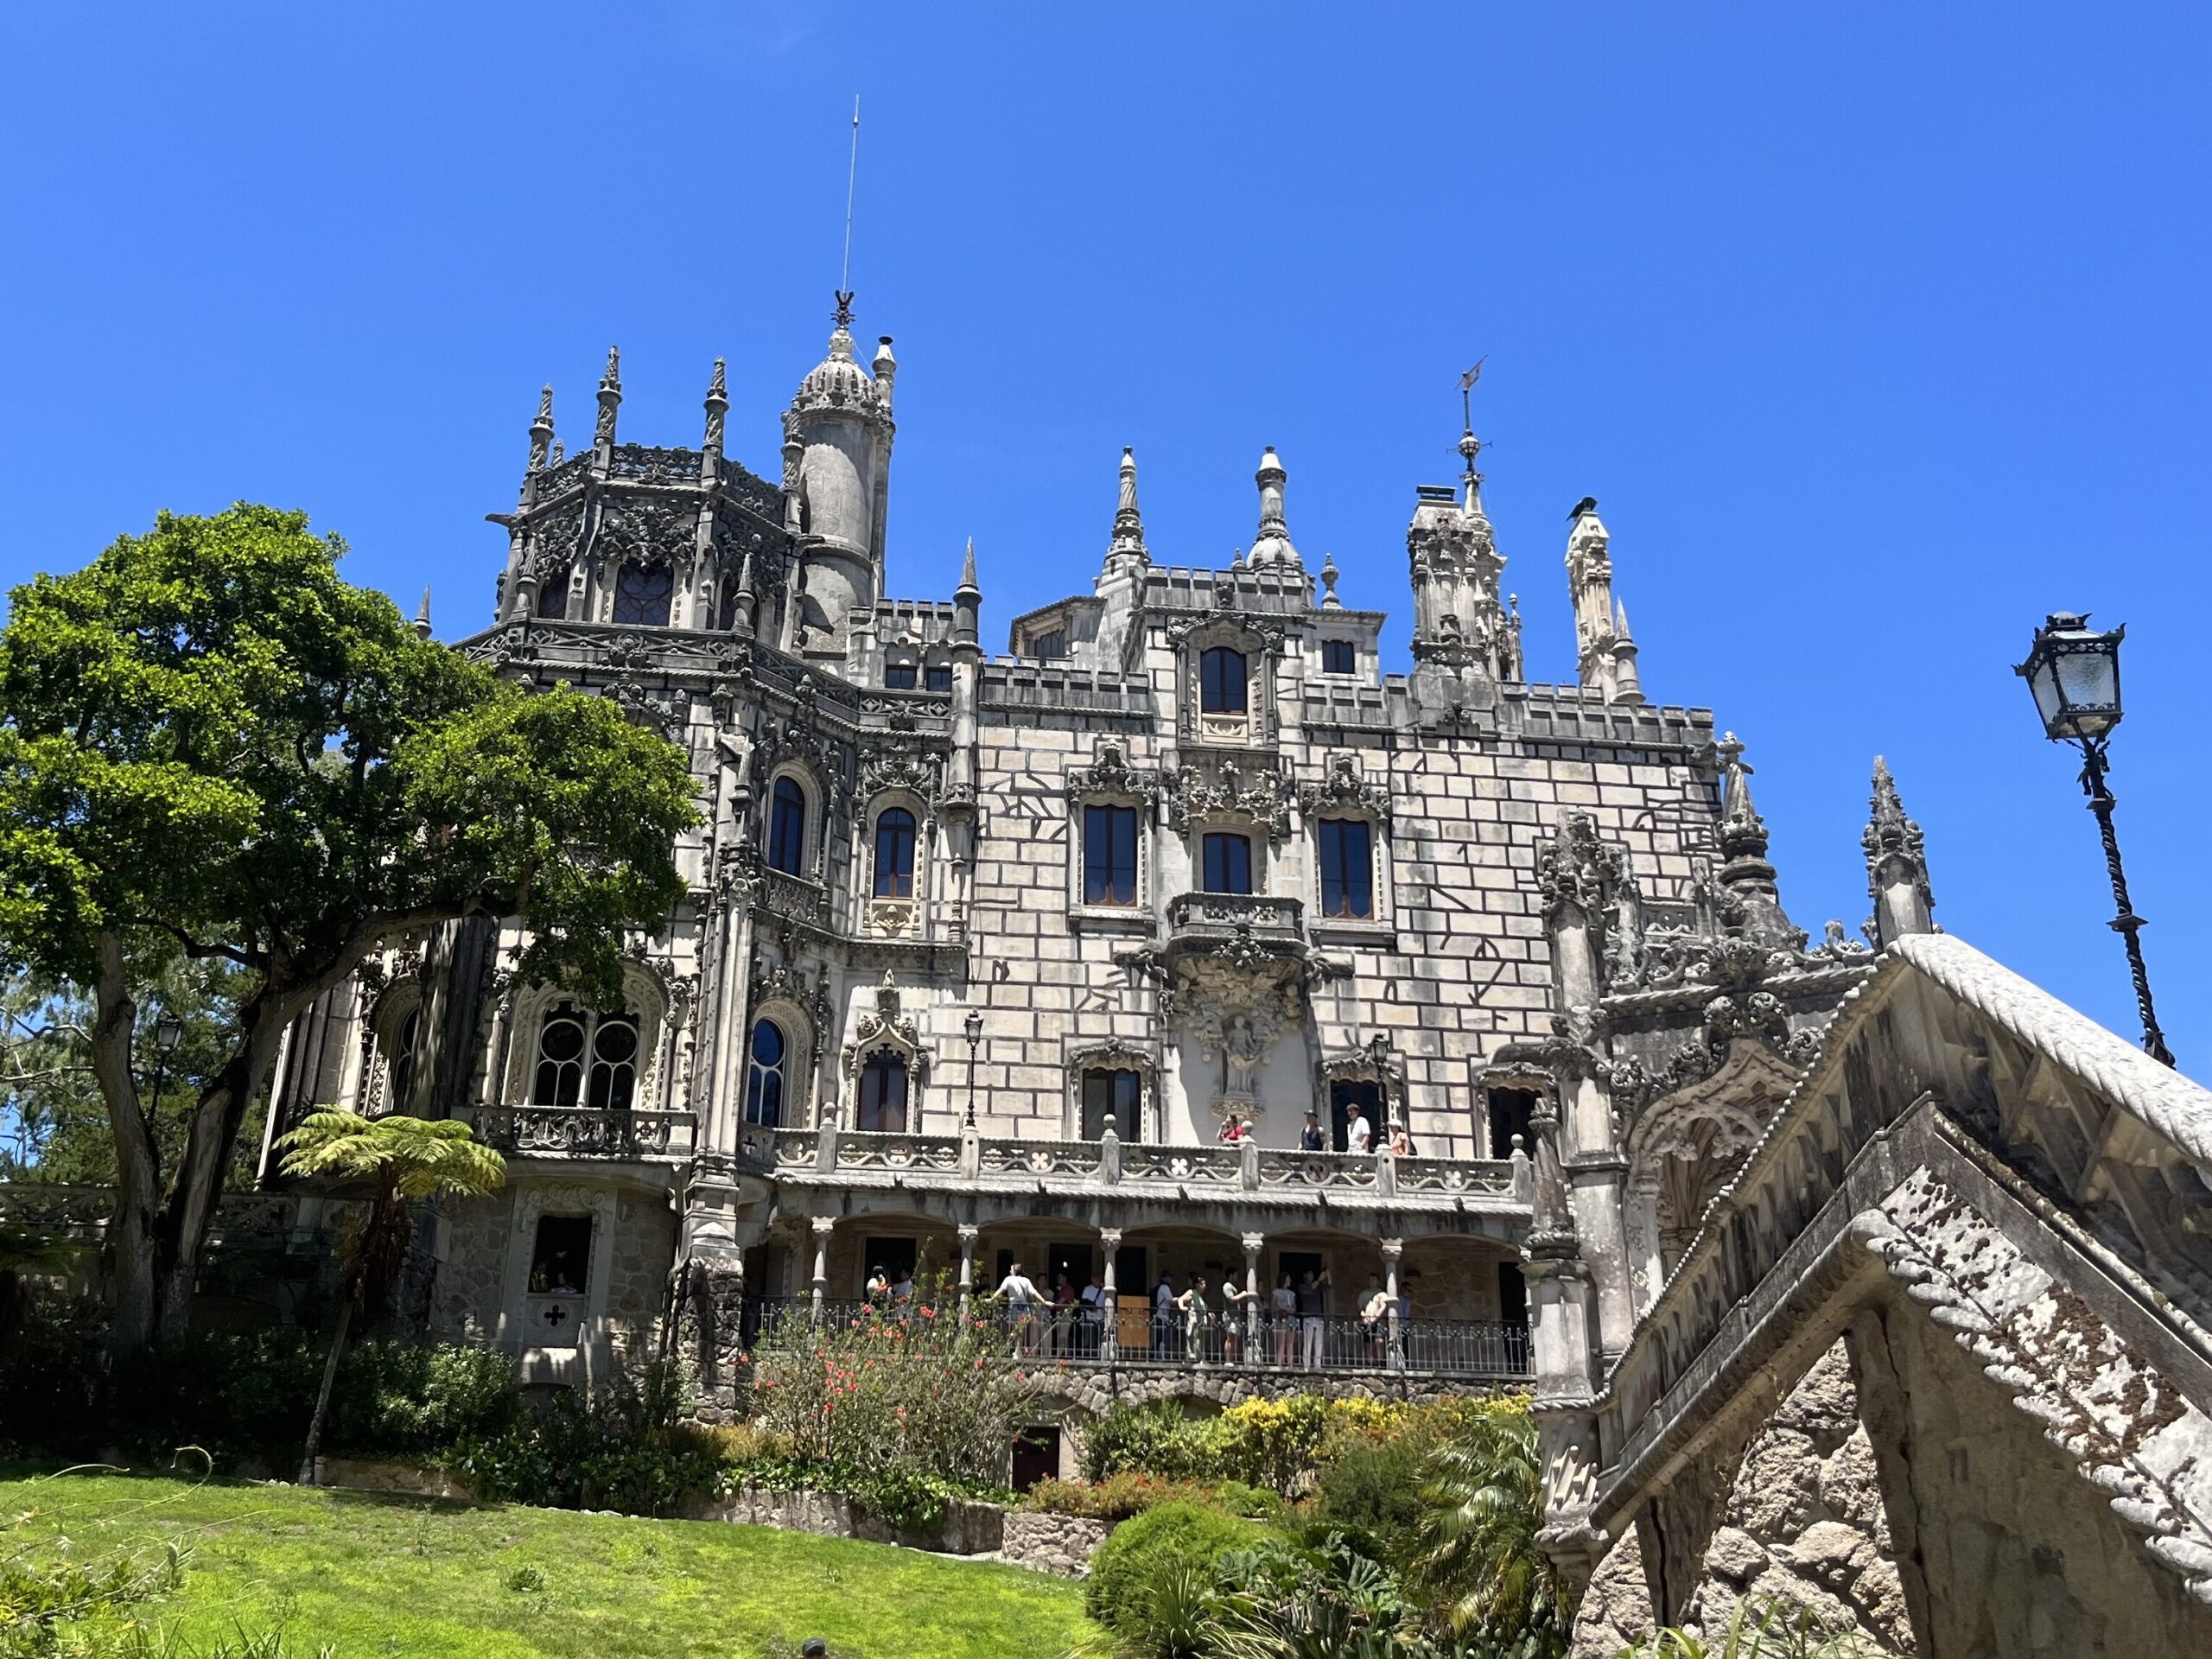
385, 1008, 420, 1116
587, 1013, 639, 1111
857, 1052, 909, 1133
612, 561, 674, 626
873, 807, 917, 899
768, 778, 808, 876
531, 1001, 639, 1111
745, 1019, 787, 1127
1317, 818, 1375, 918
1199, 647, 1248, 714
532, 1003, 588, 1106
537, 565, 571, 621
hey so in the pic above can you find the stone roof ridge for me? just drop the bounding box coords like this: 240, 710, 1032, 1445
1890, 932, 2212, 1163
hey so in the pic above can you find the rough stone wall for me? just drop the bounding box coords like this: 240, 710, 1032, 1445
601, 1197, 677, 1367
1683, 1339, 1914, 1652
1001, 1510, 1113, 1577
431, 1198, 508, 1344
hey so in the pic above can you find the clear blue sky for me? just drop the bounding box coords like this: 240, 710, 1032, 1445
4, 4, 2207, 1065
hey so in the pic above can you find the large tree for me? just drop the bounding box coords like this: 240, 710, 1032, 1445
0, 504, 700, 1356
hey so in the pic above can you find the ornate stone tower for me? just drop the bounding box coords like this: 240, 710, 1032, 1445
1406, 425, 1522, 721
782, 297, 896, 658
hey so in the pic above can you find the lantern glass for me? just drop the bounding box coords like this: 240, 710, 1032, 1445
963, 1009, 983, 1047
2017, 613, 2124, 742
154, 1014, 185, 1055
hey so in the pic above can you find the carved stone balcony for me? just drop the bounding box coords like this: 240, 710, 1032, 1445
1164, 892, 1304, 960
479, 1105, 695, 1160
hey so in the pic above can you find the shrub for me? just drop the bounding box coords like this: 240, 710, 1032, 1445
1081, 1500, 1264, 1635
1027, 1472, 1284, 1523
1311, 1431, 1432, 1565
330, 1340, 524, 1456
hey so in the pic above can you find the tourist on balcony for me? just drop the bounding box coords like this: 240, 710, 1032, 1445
1359, 1273, 1390, 1364
1217, 1112, 1248, 1144
1077, 1269, 1106, 1358
995, 1261, 1047, 1354
1177, 1273, 1215, 1363
1220, 1275, 1262, 1363
1299, 1111, 1326, 1153
865, 1265, 890, 1307
1297, 1268, 1331, 1369
889, 1267, 915, 1306
1271, 1271, 1298, 1366
1388, 1122, 1412, 1157
1153, 1272, 1179, 1360
1051, 1270, 1080, 1356
1344, 1101, 1372, 1154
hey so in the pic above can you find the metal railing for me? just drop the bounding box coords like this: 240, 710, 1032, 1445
744, 1296, 1530, 1381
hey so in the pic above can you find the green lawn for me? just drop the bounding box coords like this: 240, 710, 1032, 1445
1, 1466, 1092, 1658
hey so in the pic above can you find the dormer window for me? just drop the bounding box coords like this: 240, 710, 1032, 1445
1200, 647, 1249, 714
1032, 629, 1067, 661
1321, 639, 1357, 675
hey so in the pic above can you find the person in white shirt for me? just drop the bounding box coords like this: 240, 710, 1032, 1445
1344, 1102, 1372, 1154
889, 1271, 915, 1305
1358, 1272, 1390, 1363
1079, 1271, 1106, 1358
995, 1261, 1047, 1352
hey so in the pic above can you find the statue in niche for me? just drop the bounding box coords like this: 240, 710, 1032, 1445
1221, 1012, 1266, 1111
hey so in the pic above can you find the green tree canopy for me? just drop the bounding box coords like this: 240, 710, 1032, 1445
0, 504, 700, 1353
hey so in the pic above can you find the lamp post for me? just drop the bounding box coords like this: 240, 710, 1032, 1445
2014, 612, 2175, 1067
963, 1008, 983, 1128
149, 1009, 185, 1119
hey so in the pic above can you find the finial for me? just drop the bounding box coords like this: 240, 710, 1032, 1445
1319, 552, 1341, 608
594, 347, 622, 449
1108, 447, 1149, 566
1248, 448, 1301, 570
414, 588, 433, 640
550, 439, 564, 466
957, 535, 980, 595
702, 358, 728, 454
527, 385, 556, 473
833, 291, 855, 329
1865, 756, 1936, 944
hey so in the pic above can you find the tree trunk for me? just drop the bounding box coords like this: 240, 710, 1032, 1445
87, 932, 160, 1360
297, 1292, 353, 1485
153, 1014, 282, 1343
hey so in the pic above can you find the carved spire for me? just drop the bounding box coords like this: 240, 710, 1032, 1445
1713, 732, 1798, 944
702, 358, 728, 457
953, 536, 982, 650
1567, 499, 1639, 704
871, 335, 897, 405
1864, 756, 1936, 946
1247, 448, 1303, 570
414, 588, 433, 640
1106, 447, 1149, 570
594, 346, 622, 449
731, 544, 758, 638
1611, 597, 1643, 704
527, 385, 555, 473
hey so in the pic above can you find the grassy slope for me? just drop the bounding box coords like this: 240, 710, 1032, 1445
0, 1468, 1090, 1659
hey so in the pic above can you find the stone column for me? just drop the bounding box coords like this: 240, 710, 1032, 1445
1381, 1238, 1403, 1371
1099, 1228, 1122, 1363
1241, 1232, 1264, 1357
957, 1224, 979, 1321
809, 1217, 835, 1322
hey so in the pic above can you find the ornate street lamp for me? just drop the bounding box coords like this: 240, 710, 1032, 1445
963, 1008, 984, 1128
2014, 612, 2174, 1066
148, 1009, 185, 1120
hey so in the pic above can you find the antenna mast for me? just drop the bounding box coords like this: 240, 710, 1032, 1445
836, 96, 861, 321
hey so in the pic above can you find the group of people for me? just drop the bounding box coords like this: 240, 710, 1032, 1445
988, 1260, 1114, 1357
1296, 1102, 1414, 1156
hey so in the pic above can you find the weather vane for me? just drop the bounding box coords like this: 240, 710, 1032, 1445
1459, 358, 1486, 435
835, 95, 861, 327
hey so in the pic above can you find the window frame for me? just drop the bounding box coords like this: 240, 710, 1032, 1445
872, 806, 918, 899
1316, 817, 1376, 920
529, 999, 639, 1112
767, 774, 810, 878
745, 1017, 788, 1127
1201, 830, 1255, 894
1080, 1067, 1144, 1142
856, 1052, 911, 1134
1082, 802, 1141, 907
610, 559, 675, 626
1320, 639, 1357, 676
883, 660, 918, 690
1198, 646, 1249, 714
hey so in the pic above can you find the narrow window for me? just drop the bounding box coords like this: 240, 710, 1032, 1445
1321, 639, 1356, 675
1083, 804, 1139, 906
1318, 819, 1375, 919
386, 1008, 420, 1115
586, 1013, 639, 1111
1199, 647, 1248, 713
925, 663, 954, 692
537, 565, 571, 621
857, 1053, 909, 1133
612, 561, 674, 626
745, 1019, 786, 1127
1032, 630, 1067, 660
531, 1003, 588, 1106
884, 661, 918, 690
529, 1215, 594, 1294
1486, 1087, 1538, 1159
1497, 1261, 1529, 1325
874, 808, 917, 899
716, 582, 741, 630
1082, 1068, 1142, 1141
1201, 832, 1253, 894
768, 778, 808, 876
